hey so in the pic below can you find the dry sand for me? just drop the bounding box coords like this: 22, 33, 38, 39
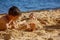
0, 9, 60, 40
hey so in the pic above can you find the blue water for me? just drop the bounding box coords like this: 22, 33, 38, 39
0, 0, 60, 13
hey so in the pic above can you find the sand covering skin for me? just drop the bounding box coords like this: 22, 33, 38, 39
0, 9, 60, 40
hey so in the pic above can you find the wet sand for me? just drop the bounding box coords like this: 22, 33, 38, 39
0, 9, 60, 40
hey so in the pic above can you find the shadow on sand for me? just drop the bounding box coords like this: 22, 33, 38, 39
44, 24, 60, 29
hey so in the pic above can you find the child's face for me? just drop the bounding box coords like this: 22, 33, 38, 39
8, 15, 19, 21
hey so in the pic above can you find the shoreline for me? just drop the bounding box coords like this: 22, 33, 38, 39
0, 7, 60, 14
22, 7, 60, 13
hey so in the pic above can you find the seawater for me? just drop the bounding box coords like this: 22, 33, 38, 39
0, 0, 60, 13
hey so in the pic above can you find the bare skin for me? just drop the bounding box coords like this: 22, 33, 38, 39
6, 15, 19, 29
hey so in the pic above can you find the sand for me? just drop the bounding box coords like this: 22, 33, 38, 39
0, 9, 60, 40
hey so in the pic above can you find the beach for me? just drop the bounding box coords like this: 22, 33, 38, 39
0, 9, 60, 40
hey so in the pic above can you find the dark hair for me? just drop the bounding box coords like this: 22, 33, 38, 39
8, 6, 21, 16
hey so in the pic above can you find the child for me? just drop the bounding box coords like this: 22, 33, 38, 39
0, 6, 21, 31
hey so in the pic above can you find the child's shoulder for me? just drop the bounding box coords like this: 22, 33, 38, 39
0, 15, 9, 23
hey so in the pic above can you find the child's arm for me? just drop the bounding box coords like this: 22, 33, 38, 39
6, 20, 13, 29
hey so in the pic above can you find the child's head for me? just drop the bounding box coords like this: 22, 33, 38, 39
8, 6, 21, 16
